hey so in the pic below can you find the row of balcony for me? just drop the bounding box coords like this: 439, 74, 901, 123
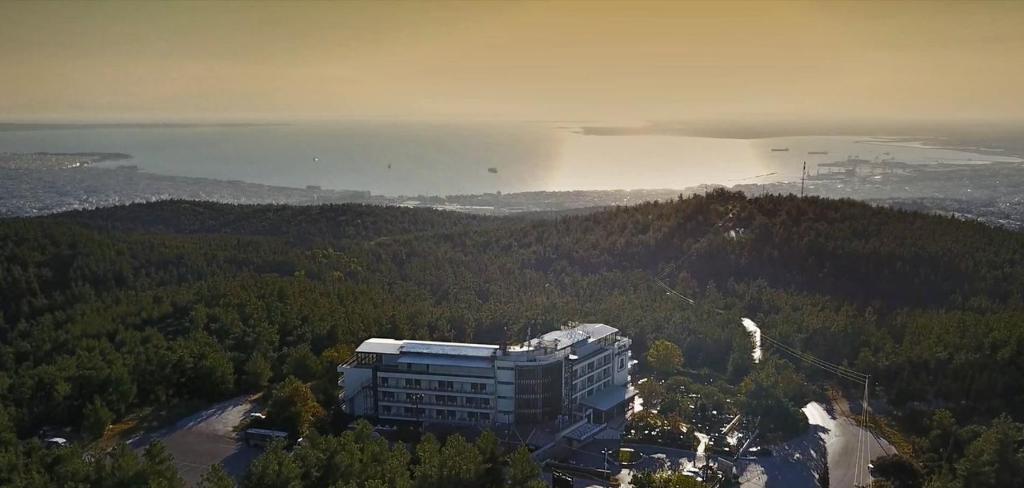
379, 406, 495, 424
379, 393, 493, 410
377, 379, 494, 395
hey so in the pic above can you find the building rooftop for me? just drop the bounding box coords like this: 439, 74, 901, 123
355, 338, 404, 355
580, 384, 637, 411
354, 323, 619, 360
402, 340, 499, 357
355, 338, 499, 358
530, 323, 619, 351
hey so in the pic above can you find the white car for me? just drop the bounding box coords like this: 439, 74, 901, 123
248, 412, 267, 421
683, 466, 704, 481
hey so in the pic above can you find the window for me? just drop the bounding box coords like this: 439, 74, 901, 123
618, 357, 626, 370
382, 406, 392, 415
480, 413, 490, 422
380, 377, 389, 387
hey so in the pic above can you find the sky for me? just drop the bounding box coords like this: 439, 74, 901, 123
2, 0, 1023, 123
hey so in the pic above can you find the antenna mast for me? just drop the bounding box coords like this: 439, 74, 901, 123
801, 161, 807, 197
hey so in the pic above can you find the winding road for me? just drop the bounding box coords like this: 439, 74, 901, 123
739, 401, 894, 488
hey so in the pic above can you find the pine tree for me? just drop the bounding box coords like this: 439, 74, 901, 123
507, 447, 544, 488
198, 463, 236, 488
142, 441, 185, 488
81, 397, 114, 441
241, 442, 301, 488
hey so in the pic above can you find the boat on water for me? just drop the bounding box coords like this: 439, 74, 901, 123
770, 148, 789, 152
808, 151, 829, 155
488, 167, 499, 174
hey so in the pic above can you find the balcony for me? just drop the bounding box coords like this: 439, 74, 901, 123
378, 396, 493, 411
377, 380, 494, 396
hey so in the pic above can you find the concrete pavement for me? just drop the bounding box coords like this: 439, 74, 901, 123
129, 395, 262, 486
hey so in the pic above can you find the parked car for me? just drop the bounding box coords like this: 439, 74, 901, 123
44, 437, 68, 449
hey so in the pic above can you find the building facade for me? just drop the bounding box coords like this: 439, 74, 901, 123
338, 323, 634, 427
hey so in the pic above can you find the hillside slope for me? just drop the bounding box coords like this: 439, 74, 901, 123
1, 191, 1022, 447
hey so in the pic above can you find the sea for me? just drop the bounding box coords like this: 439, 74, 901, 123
1, 122, 1019, 196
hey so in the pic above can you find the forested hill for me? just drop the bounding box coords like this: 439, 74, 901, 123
49, 199, 498, 246
1, 191, 1023, 479
45, 193, 1024, 308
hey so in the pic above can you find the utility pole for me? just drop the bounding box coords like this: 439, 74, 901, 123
863, 375, 871, 482
801, 161, 807, 197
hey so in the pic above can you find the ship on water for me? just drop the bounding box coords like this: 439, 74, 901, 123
770, 148, 789, 152
808, 151, 829, 155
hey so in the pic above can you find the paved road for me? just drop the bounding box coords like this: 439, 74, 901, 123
739, 401, 894, 488
129, 396, 262, 486
803, 401, 893, 488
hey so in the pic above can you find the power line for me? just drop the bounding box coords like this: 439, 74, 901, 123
759, 335, 867, 383
652, 267, 874, 483
654, 275, 868, 382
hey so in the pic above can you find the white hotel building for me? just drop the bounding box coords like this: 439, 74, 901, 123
338, 323, 634, 427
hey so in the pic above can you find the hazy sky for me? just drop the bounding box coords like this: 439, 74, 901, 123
2, 0, 1023, 122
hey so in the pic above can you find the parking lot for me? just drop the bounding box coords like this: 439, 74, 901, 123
129, 395, 262, 485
